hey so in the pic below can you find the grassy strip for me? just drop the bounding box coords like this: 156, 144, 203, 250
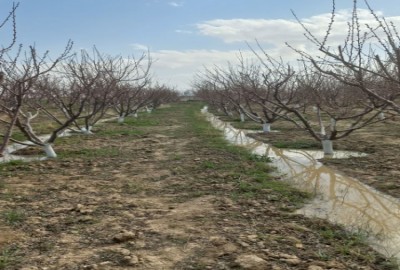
179, 103, 310, 206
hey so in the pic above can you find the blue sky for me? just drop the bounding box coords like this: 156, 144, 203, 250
1, 0, 400, 91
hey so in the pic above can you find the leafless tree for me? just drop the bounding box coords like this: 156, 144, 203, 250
289, 0, 400, 115
111, 52, 152, 123
0, 2, 18, 60
0, 41, 73, 157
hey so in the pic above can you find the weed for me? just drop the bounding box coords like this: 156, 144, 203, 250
315, 249, 330, 261
0, 248, 18, 270
172, 154, 183, 161
273, 140, 320, 149
97, 129, 144, 137
123, 182, 144, 194
201, 160, 217, 169
2, 210, 25, 226
0, 160, 30, 173
123, 117, 159, 127
59, 147, 120, 159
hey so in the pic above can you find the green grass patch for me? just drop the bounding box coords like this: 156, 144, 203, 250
272, 140, 320, 149
0, 248, 18, 270
59, 147, 120, 159
96, 128, 144, 137
0, 160, 31, 173
122, 116, 160, 127
180, 102, 310, 205
2, 210, 26, 226
123, 181, 144, 194
201, 160, 217, 169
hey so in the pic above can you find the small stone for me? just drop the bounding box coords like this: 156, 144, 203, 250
283, 257, 301, 265
308, 266, 324, 270
238, 241, 250, 248
99, 261, 113, 266
256, 241, 265, 249
128, 255, 139, 265
235, 254, 267, 270
279, 254, 301, 265
78, 216, 94, 223
113, 231, 136, 243
247, 234, 258, 242
209, 236, 226, 246
222, 243, 238, 253
119, 248, 131, 256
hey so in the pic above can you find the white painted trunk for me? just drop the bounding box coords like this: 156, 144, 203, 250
118, 116, 125, 123
379, 112, 385, 120
240, 113, 245, 122
44, 144, 57, 158
262, 123, 271, 133
320, 126, 326, 136
322, 140, 334, 155
330, 118, 336, 131
134, 113, 138, 118
81, 126, 93, 135
201, 106, 209, 113
312, 106, 317, 112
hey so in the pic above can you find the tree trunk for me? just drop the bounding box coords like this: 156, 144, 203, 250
44, 144, 57, 158
322, 140, 334, 155
240, 113, 245, 122
81, 126, 93, 134
262, 123, 271, 133
118, 116, 125, 123
320, 126, 326, 136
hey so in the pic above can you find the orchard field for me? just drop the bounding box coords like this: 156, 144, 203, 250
0, 102, 397, 269
2, 1, 400, 269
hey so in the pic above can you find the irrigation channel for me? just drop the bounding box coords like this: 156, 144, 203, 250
201, 107, 400, 264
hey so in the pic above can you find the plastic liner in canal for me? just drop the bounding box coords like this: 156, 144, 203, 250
202, 109, 400, 263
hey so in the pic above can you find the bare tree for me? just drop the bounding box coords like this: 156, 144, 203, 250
0, 2, 19, 156
112, 52, 152, 123
0, 2, 18, 60
289, 0, 400, 115
0, 41, 73, 157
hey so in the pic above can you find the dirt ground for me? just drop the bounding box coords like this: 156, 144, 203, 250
242, 117, 400, 199
0, 103, 396, 269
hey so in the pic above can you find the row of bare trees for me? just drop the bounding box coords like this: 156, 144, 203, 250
0, 4, 178, 158
194, 0, 398, 155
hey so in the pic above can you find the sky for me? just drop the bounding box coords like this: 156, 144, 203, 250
1, 0, 400, 91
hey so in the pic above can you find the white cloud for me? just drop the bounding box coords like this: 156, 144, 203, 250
175, 29, 192, 34
196, 9, 400, 51
147, 9, 400, 91
130, 43, 149, 51
150, 49, 263, 91
168, 1, 183, 7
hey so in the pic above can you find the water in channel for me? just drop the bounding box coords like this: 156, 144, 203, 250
202, 109, 400, 263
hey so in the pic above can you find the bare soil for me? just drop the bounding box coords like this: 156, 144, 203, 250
0, 103, 396, 269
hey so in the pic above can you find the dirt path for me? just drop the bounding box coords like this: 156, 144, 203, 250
0, 103, 396, 269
